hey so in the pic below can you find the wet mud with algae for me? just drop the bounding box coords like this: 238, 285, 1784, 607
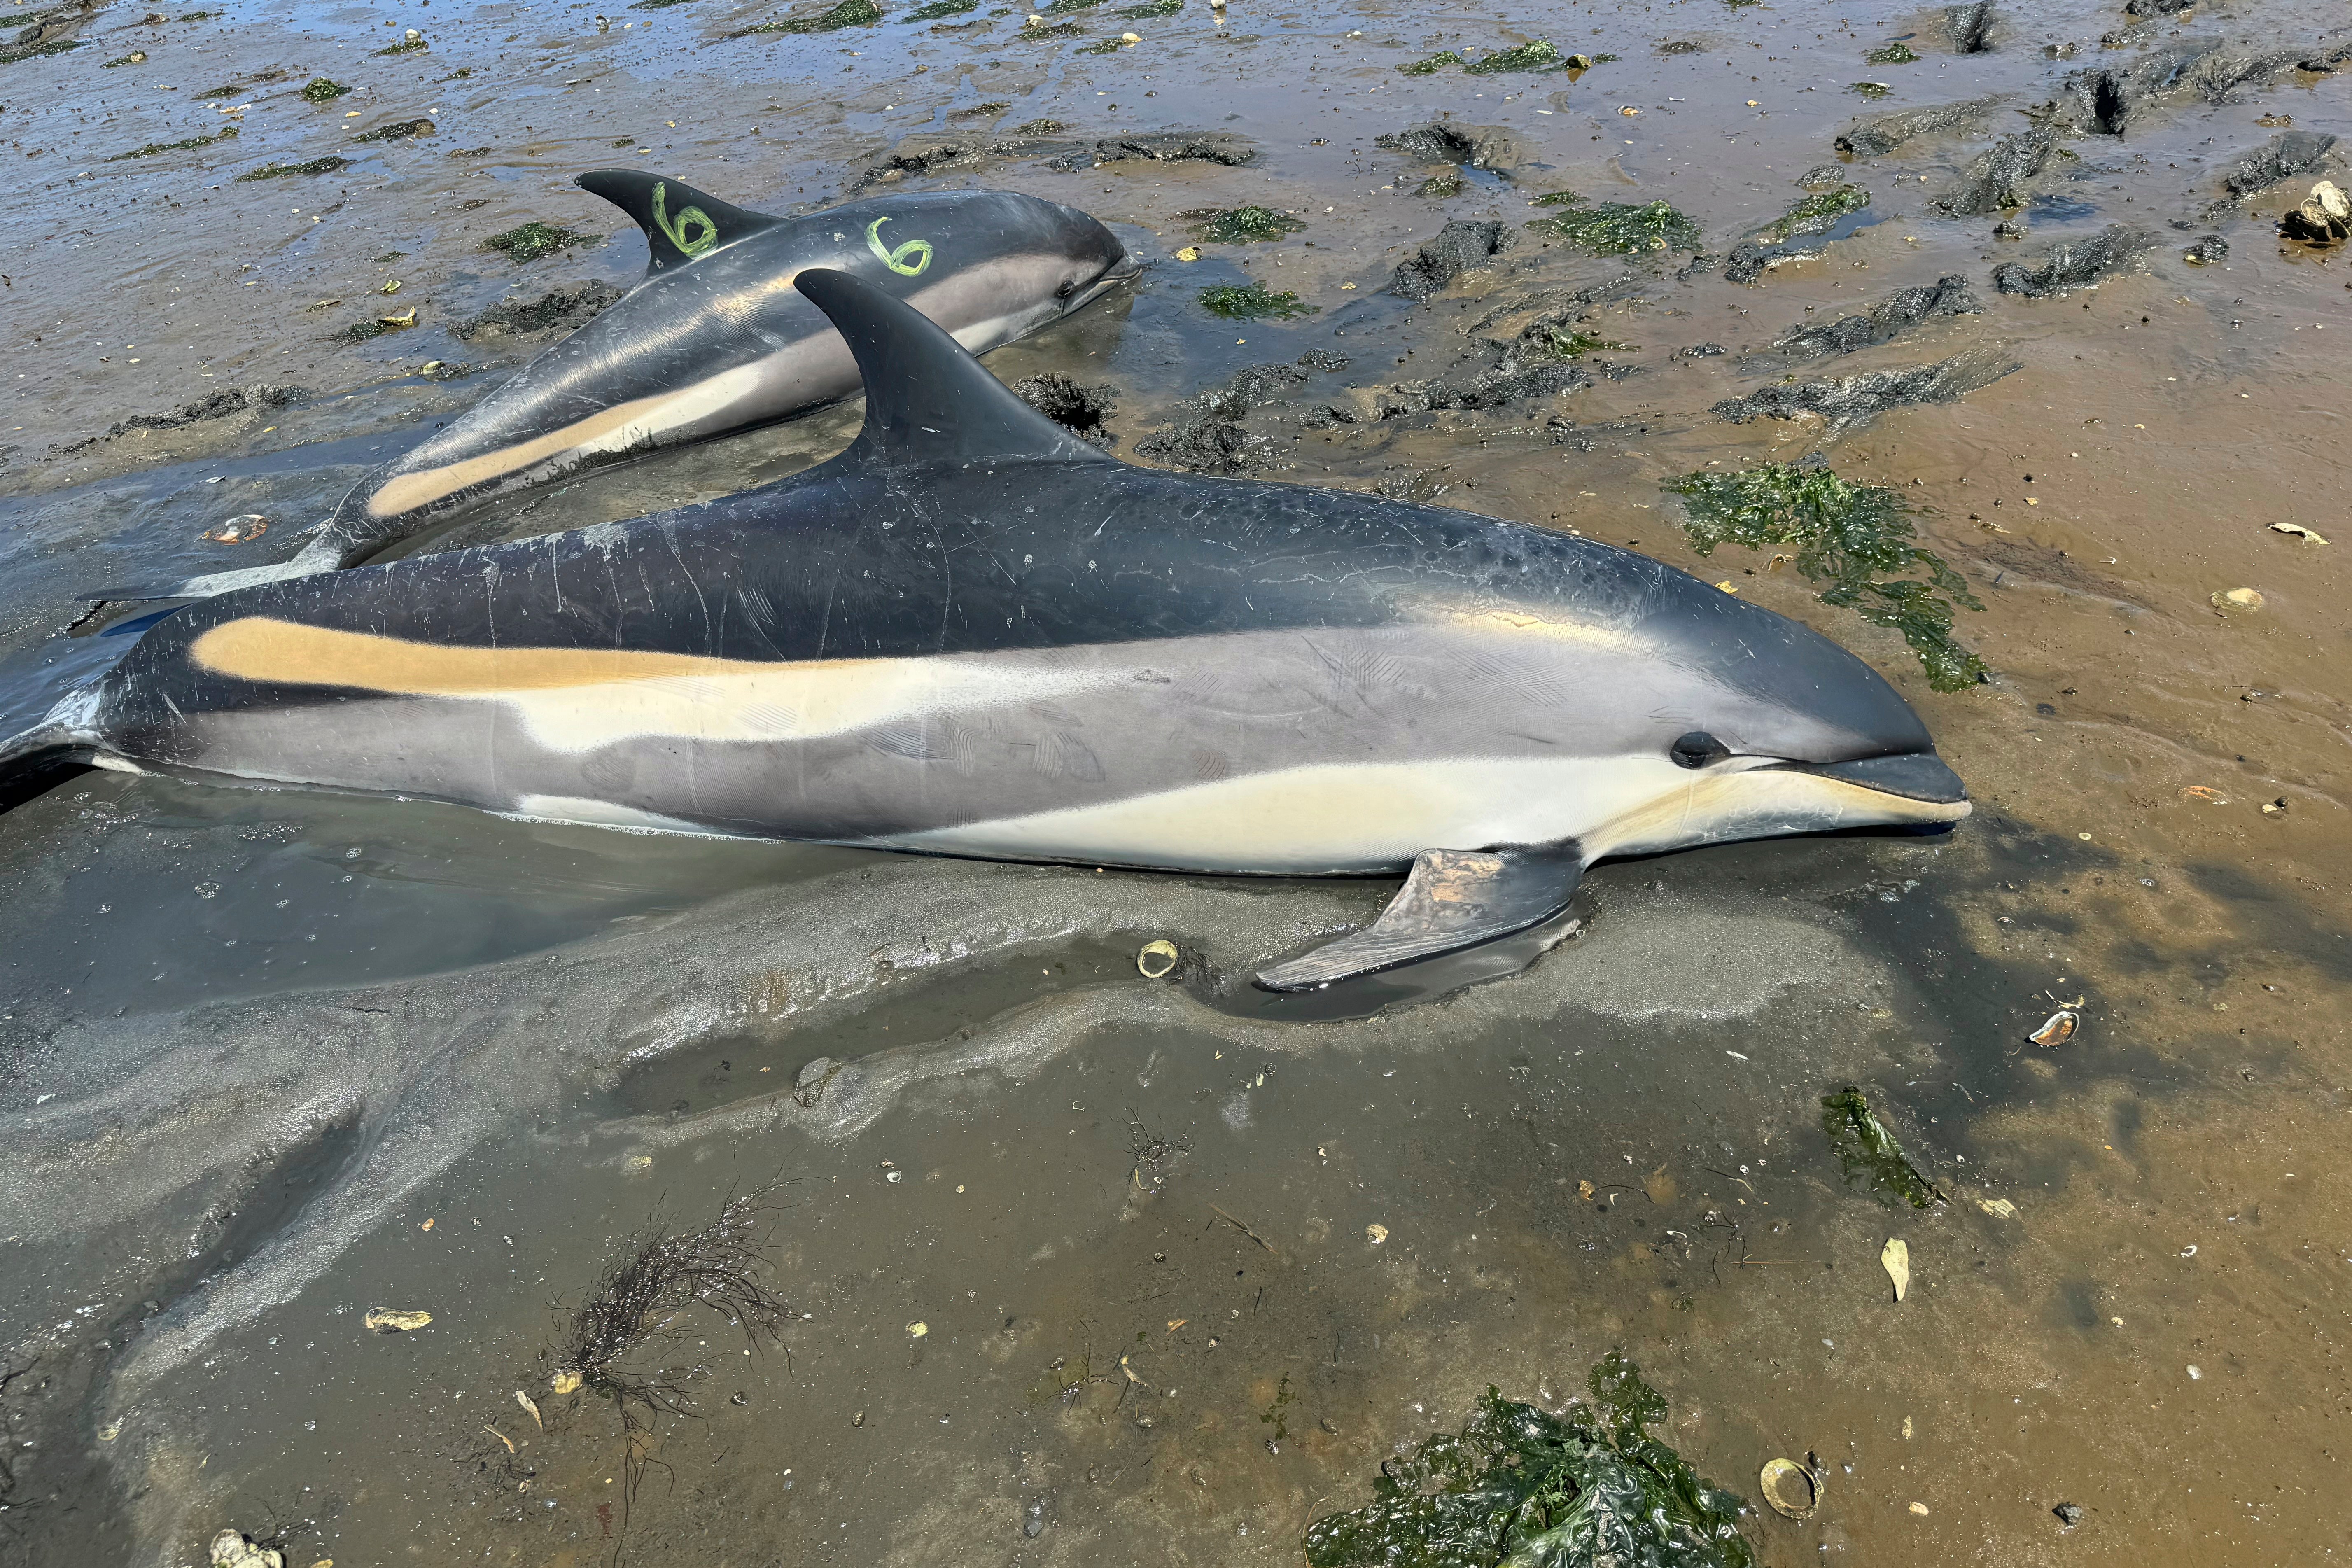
4, 0, 2352, 1563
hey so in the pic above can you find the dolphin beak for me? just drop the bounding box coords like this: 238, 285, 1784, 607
1767, 751, 1969, 805
1099, 248, 1146, 286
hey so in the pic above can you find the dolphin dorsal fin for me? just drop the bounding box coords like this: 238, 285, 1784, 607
793, 267, 1117, 471
575, 169, 780, 276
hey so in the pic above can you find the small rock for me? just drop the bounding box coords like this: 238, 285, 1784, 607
2281, 180, 2351, 243
2211, 587, 2265, 612
2182, 233, 2228, 264
362, 1307, 432, 1333
210, 1531, 283, 1568
2054, 1502, 2084, 1527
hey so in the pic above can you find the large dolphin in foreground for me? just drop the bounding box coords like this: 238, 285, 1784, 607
99, 173, 1136, 602
6, 270, 1968, 990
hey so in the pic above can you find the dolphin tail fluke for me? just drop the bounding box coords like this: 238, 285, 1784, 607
576, 169, 781, 275
1254, 845, 1586, 992
0, 718, 91, 814
793, 267, 1118, 471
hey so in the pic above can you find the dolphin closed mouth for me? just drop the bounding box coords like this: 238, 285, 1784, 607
1762, 751, 1969, 805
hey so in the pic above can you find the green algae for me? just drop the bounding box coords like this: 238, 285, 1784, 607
351, 117, 435, 143
484, 221, 596, 262
1077, 36, 1121, 51
949, 98, 1011, 116
1530, 192, 1702, 256
1304, 1353, 1756, 1568
1402, 39, 1564, 75
236, 155, 350, 181
748, 0, 881, 31
1756, 183, 1868, 243
1118, 0, 1181, 15
374, 35, 429, 54
301, 75, 351, 102
1821, 1087, 1944, 1209
1665, 462, 1988, 691
1045, 0, 1111, 9
1015, 117, 1066, 133
1189, 205, 1305, 243
0, 35, 79, 64
1020, 18, 1082, 35
1849, 80, 1892, 98
1417, 171, 1466, 198
1199, 283, 1318, 320
1865, 41, 1919, 63
108, 125, 236, 161
905, 0, 978, 16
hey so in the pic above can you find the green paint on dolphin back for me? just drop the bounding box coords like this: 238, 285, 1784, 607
653, 181, 720, 258
866, 216, 934, 276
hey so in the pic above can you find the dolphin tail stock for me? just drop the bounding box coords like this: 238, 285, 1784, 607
0, 715, 93, 814
790, 266, 1117, 471
1253, 845, 1587, 992
576, 169, 783, 276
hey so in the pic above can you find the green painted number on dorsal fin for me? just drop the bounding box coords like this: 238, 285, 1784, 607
652, 180, 719, 259
866, 216, 933, 277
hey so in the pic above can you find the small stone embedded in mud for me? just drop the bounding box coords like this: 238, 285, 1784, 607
363, 1307, 433, 1333
2054, 1502, 2085, 1528
1363, 1222, 1388, 1244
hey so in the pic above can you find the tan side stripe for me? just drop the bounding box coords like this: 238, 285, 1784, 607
364, 388, 683, 520
192, 616, 786, 693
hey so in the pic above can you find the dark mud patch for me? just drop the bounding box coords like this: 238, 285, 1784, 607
51, 384, 306, 455
1374, 345, 1596, 419
1304, 1353, 1755, 1568
1931, 126, 2058, 217
1011, 372, 1118, 447
1749, 274, 1979, 365
1711, 352, 2016, 434
2057, 36, 2307, 137
1073, 131, 1255, 168
452, 279, 624, 341
1388, 219, 1510, 301
1135, 351, 1347, 474
482, 222, 599, 263
2206, 129, 2337, 214
1834, 95, 1998, 157
1666, 459, 1988, 688
1991, 223, 2153, 296
1376, 121, 1518, 174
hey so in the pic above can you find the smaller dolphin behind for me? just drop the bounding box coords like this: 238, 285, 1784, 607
96, 173, 1138, 602
9, 271, 1969, 994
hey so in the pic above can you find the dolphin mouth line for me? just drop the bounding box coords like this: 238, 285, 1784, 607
1761, 751, 1969, 805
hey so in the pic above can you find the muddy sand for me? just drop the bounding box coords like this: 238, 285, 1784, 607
2, 0, 2350, 1564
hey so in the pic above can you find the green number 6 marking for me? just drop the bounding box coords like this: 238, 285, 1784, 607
866, 216, 934, 278
652, 180, 719, 258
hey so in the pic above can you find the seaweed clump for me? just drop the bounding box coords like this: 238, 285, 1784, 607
1188, 205, 1305, 243
1755, 183, 1867, 243
1402, 39, 1566, 74
1865, 41, 1919, 64
1821, 1087, 1946, 1208
300, 76, 350, 102
483, 221, 597, 262
108, 126, 237, 161
1199, 282, 1318, 320
907, 0, 978, 16
1666, 462, 1988, 690
1304, 1353, 1756, 1568
350, 117, 435, 142
1531, 192, 1702, 256
1850, 81, 1891, 98
236, 155, 350, 181
749, 0, 881, 31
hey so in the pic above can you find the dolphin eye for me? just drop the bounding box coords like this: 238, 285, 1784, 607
1670, 731, 1730, 769
1056, 278, 1079, 299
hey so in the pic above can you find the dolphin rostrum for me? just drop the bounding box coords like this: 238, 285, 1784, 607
6, 268, 1968, 990
96, 173, 1137, 603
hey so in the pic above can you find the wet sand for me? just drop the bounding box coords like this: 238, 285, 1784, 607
3, 0, 2350, 1564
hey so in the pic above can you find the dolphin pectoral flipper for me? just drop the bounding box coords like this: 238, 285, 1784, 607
576, 169, 782, 275
1254, 846, 1587, 992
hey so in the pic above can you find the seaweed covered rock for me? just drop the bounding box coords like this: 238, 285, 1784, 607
1990, 224, 2154, 295
1303, 1354, 1755, 1568
1930, 126, 2058, 217
1946, 0, 1995, 54
1375, 121, 1519, 174
2215, 130, 2338, 203
1755, 274, 1980, 364
2058, 36, 2305, 137
1834, 95, 1998, 157
1010, 373, 1118, 447
1711, 353, 2016, 436
1388, 220, 1511, 301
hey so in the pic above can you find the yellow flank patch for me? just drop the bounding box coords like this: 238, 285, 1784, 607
187, 616, 1122, 755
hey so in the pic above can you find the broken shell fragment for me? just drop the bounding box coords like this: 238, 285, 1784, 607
202, 515, 268, 545
1759, 1456, 1820, 1520
550, 1368, 583, 1395
2270, 522, 2328, 544
2028, 1009, 2079, 1048
1136, 939, 1179, 978
1881, 1237, 1910, 1301
2210, 587, 2264, 612
363, 1307, 432, 1333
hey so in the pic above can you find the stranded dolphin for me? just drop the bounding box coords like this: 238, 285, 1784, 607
96, 173, 1137, 602
5, 268, 1968, 990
